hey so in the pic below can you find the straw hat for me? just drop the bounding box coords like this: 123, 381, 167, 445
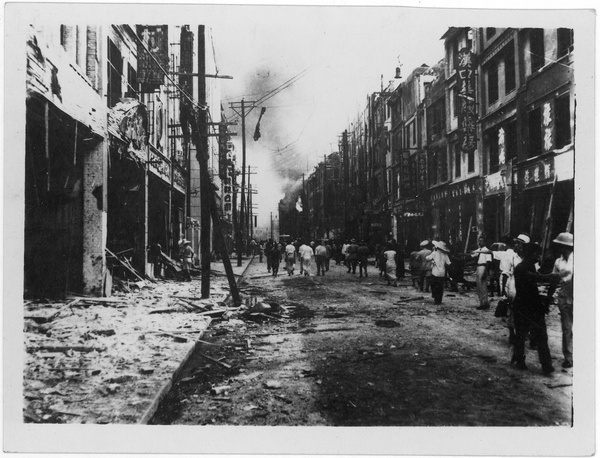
553, 232, 573, 247
515, 234, 531, 244
433, 241, 450, 253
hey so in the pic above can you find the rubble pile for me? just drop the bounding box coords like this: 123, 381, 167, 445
22, 281, 233, 424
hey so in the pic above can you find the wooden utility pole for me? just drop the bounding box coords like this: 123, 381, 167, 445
173, 25, 240, 304
198, 25, 211, 298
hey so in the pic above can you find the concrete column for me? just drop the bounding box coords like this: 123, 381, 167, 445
82, 138, 107, 295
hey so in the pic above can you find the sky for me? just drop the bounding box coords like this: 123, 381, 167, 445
13, 1, 591, 234
198, 5, 450, 232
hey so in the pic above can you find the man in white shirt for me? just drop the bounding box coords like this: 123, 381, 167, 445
284, 241, 296, 276
299, 242, 314, 276
548, 232, 574, 368
472, 236, 493, 310
315, 240, 328, 276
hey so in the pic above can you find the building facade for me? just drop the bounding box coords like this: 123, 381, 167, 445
280, 27, 575, 259
25, 23, 223, 298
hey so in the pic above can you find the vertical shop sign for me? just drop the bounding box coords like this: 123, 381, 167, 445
400, 150, 412, 197
498, 127, 506, 165
136, 25, 169, 87
179, 26, 193, 95
418, 154, 427, 192
542, 101, 554, 152
457, 47, 477, 155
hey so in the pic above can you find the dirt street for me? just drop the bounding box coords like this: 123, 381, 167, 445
151, 256, 573, 426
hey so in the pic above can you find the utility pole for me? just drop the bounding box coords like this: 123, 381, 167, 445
181, 25, 239, 303
270, 212, 273, 239
197, 25, 212, 298
247, 164, 251, 244
342, 130, 349, 240
230, 99, 256, 265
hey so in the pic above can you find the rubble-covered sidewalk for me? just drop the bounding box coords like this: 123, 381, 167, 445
23, 256, 254, 424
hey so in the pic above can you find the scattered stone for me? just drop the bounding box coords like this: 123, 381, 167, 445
107, 383, 120, 394
265, 380, 282, 389
211, 385, 231, 395
139, 367, 154, 375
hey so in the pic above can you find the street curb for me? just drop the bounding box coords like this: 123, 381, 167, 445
137, 255, 254, 424
137, 317, 212, 425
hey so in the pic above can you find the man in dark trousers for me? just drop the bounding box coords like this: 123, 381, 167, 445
357, 240, 370, 278
512, 242, 559, 375
265, 239, 274, 273
346, 239, 359, 274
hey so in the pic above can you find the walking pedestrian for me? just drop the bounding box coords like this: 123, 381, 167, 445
324, 240, 332, 271
471, 236, 493, 310
494, 236, 523, 344
409, 248, 421, 288
270, 241, 282, 277
417, 240, 433, 292
265, 238, 274, 273
315, 240, 327, 276
383, 243, 398, 287
426, 241, 451, 304
548, 232, 574, 369
299, 241, 314, 276
347, 239, 359, 274
259, 240, 265, 263
357, 240, 370, 278
342, 241, 350, 271
181, 240, 194, 282
375, 244, 384, 276
512, 242, 558, 375
284, 240, 296, 276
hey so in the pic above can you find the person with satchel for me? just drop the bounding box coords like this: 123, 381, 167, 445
471, 236, 493, 310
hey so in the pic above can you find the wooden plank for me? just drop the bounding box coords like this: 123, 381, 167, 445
106, 247, 146, 282
28, 345, 106, 353
198, 352, 232, 369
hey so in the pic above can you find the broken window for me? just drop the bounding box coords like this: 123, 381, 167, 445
486, 59, 499, 105
107, 38, 123, 108
504, 41, 516, 93
530, 28, 545, 73
557, 28, 574, 59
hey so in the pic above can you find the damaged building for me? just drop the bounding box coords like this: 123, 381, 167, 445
25, 24, 224, 298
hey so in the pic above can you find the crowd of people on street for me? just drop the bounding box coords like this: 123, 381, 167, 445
406, 231, 574, 376
244, 229, 573, 377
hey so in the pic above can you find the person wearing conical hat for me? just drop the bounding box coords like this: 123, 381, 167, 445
548, 232, 574, 369
426, 241, 451, 304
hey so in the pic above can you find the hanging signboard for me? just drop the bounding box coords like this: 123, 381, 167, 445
484, 171, 506, 195
172, 164, 186, 193
149, 148, 171, 184
399, 150, 412, 197
136, 25, 169, 87
519, 157, 554, 190
457, 47, 477, 155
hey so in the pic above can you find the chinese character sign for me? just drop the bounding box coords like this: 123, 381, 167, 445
498, 127, 506, 165
457, 48, 477, 155
136, 25, 169, 86
543, 102, 554, 152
